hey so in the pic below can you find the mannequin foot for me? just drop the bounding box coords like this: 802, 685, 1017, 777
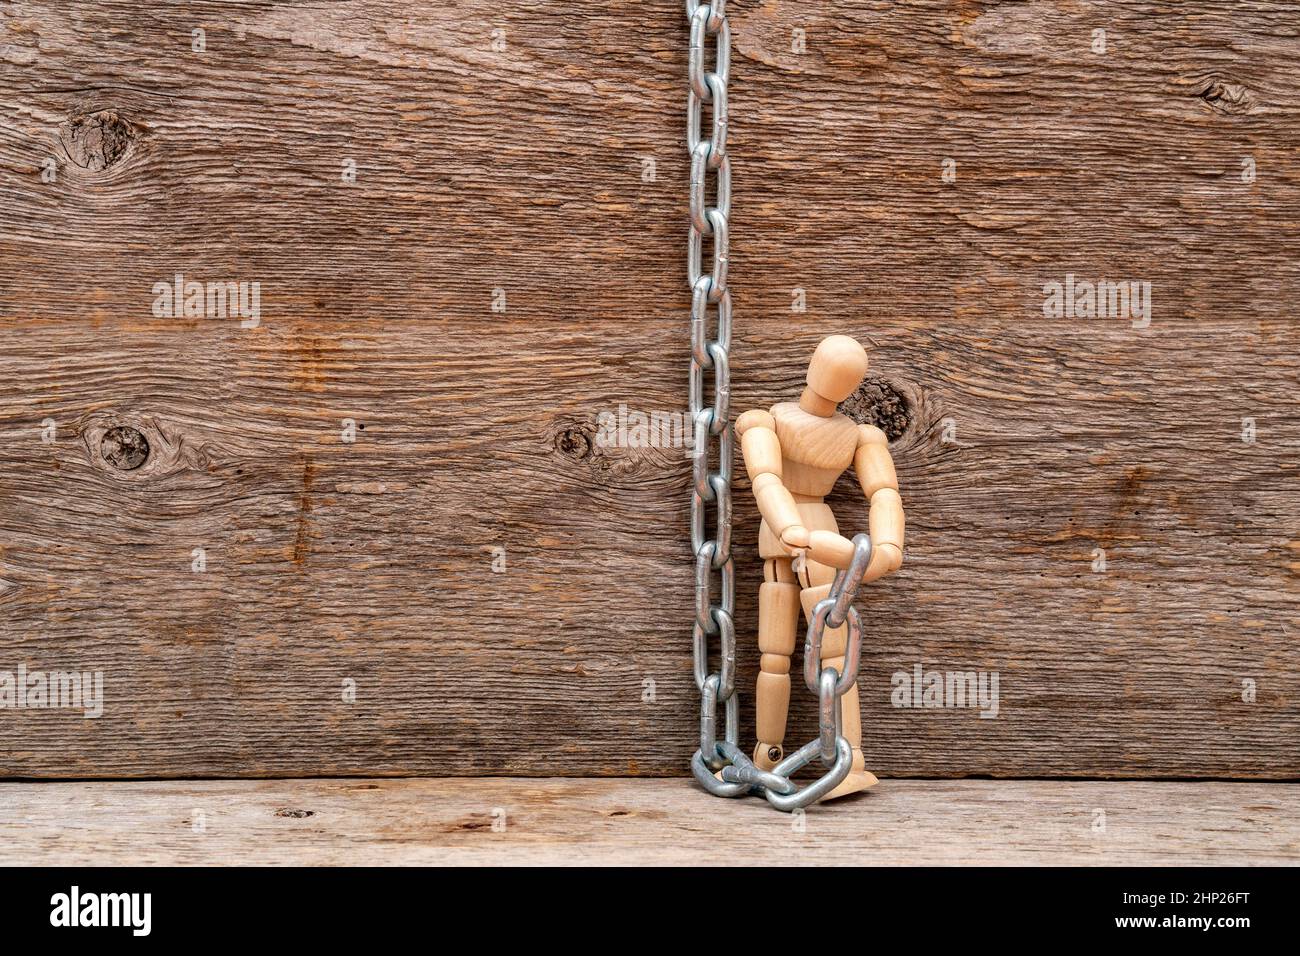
820, 769, 878, 801
820, 750, 878, 801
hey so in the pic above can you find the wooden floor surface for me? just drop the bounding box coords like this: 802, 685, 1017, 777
1, 777, 1295, 866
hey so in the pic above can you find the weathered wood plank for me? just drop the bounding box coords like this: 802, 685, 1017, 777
0, 777, 1295, 865
0, 1, 1297, 777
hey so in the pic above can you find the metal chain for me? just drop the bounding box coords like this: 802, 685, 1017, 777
686, 3, 870, 809
686, 0, 738, 793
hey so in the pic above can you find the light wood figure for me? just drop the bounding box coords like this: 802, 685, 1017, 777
737, 334, 904, 801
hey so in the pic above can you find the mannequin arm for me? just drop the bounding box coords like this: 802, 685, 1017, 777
737, 410, 805, 550
853, 424, 904, 582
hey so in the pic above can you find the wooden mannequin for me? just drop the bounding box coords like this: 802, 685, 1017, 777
736, 335, 904, 800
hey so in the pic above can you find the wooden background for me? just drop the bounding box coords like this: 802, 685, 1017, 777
0, 0, 1296, 780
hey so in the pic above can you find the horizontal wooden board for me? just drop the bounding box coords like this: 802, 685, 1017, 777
0, 1, 1297, 778
0, 777, 1295, 865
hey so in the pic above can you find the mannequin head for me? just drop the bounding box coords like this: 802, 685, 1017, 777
800, 335, 868, 414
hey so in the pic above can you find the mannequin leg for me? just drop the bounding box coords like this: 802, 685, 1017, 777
754, 557, 800, 770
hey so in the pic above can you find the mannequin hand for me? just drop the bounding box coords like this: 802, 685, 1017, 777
806, 530, 857, 570
779, 524, 810, 548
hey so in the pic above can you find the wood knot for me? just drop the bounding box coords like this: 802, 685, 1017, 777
548, 413, 682, 484
82, 414, 207, 481
60, 109, 136, 171
554, 423, 595, 462
1190, 76, 1255, 116
842, 379, 912, 441
100, 426, 150, 471
450, 816, 493, 831
273, 808, 315, 818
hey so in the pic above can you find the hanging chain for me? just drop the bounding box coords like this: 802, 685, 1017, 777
686, 0, 738, 796
684, 0, 748, 800
686, 1, 871, 811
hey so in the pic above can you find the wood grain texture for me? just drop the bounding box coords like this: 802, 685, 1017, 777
0, 1, 1297, 778
0, 777, 1294, 865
